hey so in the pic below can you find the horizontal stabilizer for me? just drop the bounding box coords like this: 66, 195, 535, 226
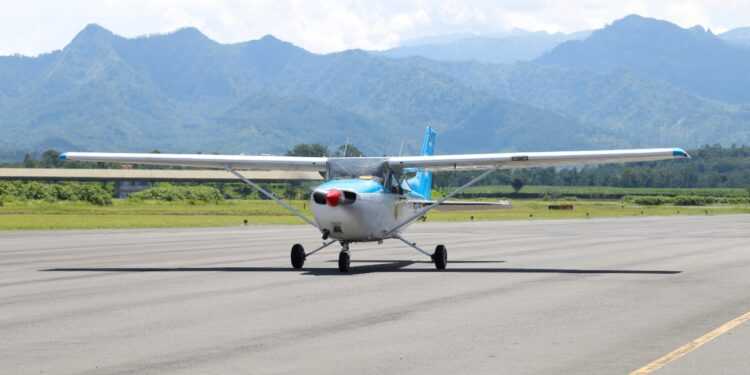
407, 199, 512, 209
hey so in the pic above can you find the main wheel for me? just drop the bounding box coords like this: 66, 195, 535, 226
291, 244, 306, 269
338, 251, 351, 273
432, 244, 447, 270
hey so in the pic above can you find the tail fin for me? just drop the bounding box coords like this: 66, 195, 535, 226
407, 127, 436, 199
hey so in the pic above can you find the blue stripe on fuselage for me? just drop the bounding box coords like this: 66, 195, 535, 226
316, 179, 384, 193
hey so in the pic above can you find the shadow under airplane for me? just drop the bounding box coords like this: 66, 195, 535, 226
43, 259, 681, 276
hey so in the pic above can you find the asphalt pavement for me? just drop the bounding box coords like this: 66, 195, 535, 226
1, 215, 749, 374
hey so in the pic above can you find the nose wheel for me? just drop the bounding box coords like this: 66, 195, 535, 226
338, 242, 351, 273
338, 250, 351, 273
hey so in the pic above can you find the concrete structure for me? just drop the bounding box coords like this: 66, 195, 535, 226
1, 216, 749, 374
0, 168, 324, 182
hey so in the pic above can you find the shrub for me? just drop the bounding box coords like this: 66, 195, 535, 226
0, 181, 112, 205
129, 184, 223, 203
20, 182, 51, 200
0, 182, 19, 197
49, 184, 76, 201
75, 184, 112, 206
724, 197, 750, 205
673, 196, 707, 206
627, 196, 672, 206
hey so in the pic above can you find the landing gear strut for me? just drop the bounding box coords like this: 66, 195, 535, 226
289, 240, 337, 270
394, 234, 448, 271
338, 243, 351, 273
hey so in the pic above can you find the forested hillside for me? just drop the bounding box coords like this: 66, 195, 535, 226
538, 15, 750, 103
1, 15, 749, 161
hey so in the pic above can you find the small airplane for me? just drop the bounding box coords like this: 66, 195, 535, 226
61, 128, 690, 272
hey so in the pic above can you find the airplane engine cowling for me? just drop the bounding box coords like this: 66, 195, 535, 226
312, 189, 356, 206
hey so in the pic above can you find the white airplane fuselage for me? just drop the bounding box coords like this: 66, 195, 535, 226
310, 178, 422, 242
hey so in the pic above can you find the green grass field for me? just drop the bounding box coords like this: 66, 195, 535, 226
0, 198, 748, 230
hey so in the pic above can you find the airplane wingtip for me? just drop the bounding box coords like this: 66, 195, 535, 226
673, 148, 690, 159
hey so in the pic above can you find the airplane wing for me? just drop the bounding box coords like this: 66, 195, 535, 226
60, 152, 328, 172
388, 148, 690, 171
62, 148, 689, 172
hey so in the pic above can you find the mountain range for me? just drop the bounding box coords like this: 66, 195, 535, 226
720, 27, 750, 47
538, 15, 750, 104
0, 14, 749, 160
378, 29, 590, 64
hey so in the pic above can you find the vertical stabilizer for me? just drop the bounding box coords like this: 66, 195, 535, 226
406, 127, 436, 199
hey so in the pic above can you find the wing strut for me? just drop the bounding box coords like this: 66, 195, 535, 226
383, 167, 497, 237
226, 167, 319, 229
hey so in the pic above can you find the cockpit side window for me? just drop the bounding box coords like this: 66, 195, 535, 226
385, 170, 403, 194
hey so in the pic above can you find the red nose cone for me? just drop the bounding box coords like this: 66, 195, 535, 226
326, 189, 341, 207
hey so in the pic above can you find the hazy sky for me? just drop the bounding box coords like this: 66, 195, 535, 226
1, 0, 749, 56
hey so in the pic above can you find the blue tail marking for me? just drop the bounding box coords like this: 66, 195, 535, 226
405, 127, 436, 199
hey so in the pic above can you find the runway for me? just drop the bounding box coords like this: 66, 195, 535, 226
1, 215, 749, 374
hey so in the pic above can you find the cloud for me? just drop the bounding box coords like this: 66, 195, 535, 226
0, 0, 748, 56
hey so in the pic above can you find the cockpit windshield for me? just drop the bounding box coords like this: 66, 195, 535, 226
326, 157, 389, 180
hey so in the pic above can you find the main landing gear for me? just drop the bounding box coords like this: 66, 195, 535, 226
291, 244, 306, 269
394, 234, 448, 270
289, 240, 351, 272
289, 240, 337, 271
432, 244, 448, 270
290, 239, 447, 272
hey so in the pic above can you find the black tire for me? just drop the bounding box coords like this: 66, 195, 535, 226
432, 245, 447, 270
291, 244, 306, 269
338, 251, 351, 273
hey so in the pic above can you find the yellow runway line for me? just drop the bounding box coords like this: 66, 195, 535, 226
630, 310, 750, 374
